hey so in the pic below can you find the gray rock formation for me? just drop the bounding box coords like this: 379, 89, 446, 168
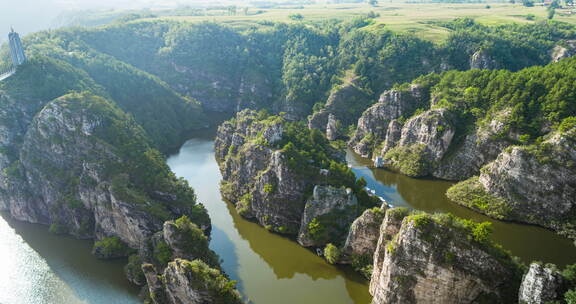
216, 110, 321, 234
551, 40, 576, 62
518, 263, 566, 304
370, 209, 522, 304
341, 207, 385, 262
297, 185, 358, 247
143, 259, 243, 304
308, 80, 372, 139
470, 49, 499, 70
379, 119, 402, 158
378, 109, 455, 176
171, 63, 273, 113
433, 109, 516, 180
0, 92, 202, 250
326, 113, 340, 141
350, 84, 427, 157
477, 127, 576, 233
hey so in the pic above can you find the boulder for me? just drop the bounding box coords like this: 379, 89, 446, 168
518, 263, 566, 304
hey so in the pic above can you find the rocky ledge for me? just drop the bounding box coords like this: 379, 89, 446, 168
349, 84, 428, 158
370, 208, 523, 304
447, 125, 576, 242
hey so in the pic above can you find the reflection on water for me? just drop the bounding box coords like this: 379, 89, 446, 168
0, 212, 140, 304
347, 151, 576, 268
167, 138, 371, 304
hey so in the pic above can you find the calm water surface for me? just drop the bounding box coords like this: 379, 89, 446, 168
0, 212, 140, 304
167, 136, 371, 304
2, 126, 574, 304
347, 151, 576, 268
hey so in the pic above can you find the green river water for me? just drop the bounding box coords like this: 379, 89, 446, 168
0, 130, 574, 304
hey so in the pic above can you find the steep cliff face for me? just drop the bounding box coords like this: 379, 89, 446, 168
341, 207, 386, 265
433, 108, 518, 180
143, 259, 243, 304
308, 79, 373, 140
168, 62, 273, 113
216, 111, 303, 232
215, 110, 378, 242
349, 84, 428, 157
470, 49, 499, 70
0, 92, 208, 249
551, 40, 576, 63
448, 126, 576, 240
215, 111, 307, 233
378, 109, 455, 177
136, 216, 241, 304
370, 210, 522, 304
297, 185, 358, 247
518, 263, 566, 304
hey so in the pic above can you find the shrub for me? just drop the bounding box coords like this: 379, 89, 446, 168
154, 240, 173, 266
446, 177, 511, 219
324, 243, 341, 264
307, 218, 326, 242
383, 144, 430, 177
180, 259, 243, 303
93, 236, 134, 258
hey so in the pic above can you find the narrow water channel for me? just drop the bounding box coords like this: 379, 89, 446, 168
347, 151, 576, 268
167, 135, 371, 304
1, 125, 574, 304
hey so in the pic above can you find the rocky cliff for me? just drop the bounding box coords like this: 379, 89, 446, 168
297, 185, 358, 247
378, 108, 455, 177
448, 126, 576, 241
518, 263, 566, 304
342, 207, 385, 255
0, 92, 208, 247
0, 56, 241, 303
134, 216, 241, 304
142, 259, 242, 304
349, 84, 428, 158
308, 77, 373, 140
215, 110, 380, 260
370, 209, 523, 304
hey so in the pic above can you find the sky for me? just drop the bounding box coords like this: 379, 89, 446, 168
0, 0, 247, 43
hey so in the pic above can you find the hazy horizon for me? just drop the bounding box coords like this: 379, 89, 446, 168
0, 0, 257, 43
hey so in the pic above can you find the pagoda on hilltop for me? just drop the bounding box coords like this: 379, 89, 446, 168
8, 27, 26, 66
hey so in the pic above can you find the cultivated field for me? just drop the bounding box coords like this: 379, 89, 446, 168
139, 2, 576, 42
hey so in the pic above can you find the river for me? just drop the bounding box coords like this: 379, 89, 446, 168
0, 129, 574, 304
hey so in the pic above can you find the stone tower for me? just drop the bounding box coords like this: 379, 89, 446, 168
8, 28, 26, 66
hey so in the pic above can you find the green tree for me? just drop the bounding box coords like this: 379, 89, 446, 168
548, 7, 556, 19
522, 0, 535, 6
324, 244, 341, 264
289, 13, 304, 21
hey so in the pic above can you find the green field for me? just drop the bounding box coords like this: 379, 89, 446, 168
136, 2, 576, 42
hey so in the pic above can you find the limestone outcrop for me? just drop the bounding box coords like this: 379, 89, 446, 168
349, 84, 428, 157
0, 92, 208, 247
518, 263, 566, 304
142, 259, 243, 304
216, 110, 350, 235
470, 49, 499, 70
370, 209, 523, 304
308, 80, 372, 140
297, 185, 358, 247
378, 109, 455, 177
448, 126, 576, 241
341, 207, 386, 263
551, 40, 576, 62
